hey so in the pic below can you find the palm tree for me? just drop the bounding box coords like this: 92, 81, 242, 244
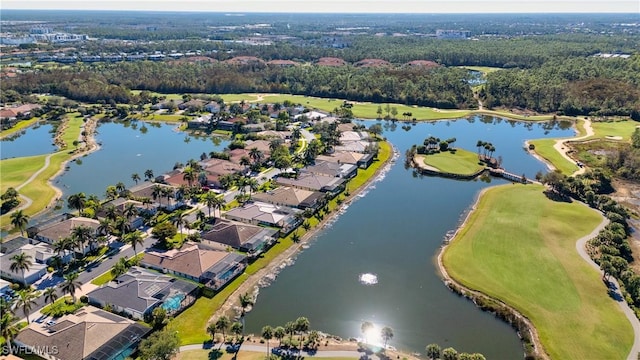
162, 187, 175, 208
114, 216, 131, 238
207, 322, 218, 343
115, 182, 127, 195
215, 315, 230, 348
249, 148, 263, 166
71, 225, 94, 255
204, 192, 223, 218
10, 253, 33, 286
97, 218, 115, 238
238, 292, 253, 335
111, 257, 129, 278
105, 185, 119, 201
171, 212, 187, 238
380, 326, 393, 348
152, 184, 164, 207
61, 272, 81, 303
246, 178, 259, 198
16, 287, 39, 324
285, 321, 296, 342
10, 210, 30, 236
123, 202, 139, 229
230, 321, 243, 343
144, 169, 154, 181
125, 230, 145, 256
361, 321, 373, 344
43, 287, 58, 306
262, 325, 273, 357
1, 311, 19, 354
274, 326, 286, 346
67, 192, 87, 216
426, 344, 442, 360
131, 173, 141, 185
182, 166, 196, 187
295, 317, 310, 352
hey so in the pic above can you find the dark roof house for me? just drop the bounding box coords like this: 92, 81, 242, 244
200, 218, 278, 256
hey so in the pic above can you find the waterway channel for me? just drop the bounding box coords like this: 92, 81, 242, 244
27, 115, 574, 357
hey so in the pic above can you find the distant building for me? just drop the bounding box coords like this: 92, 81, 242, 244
436, 30, 471, 39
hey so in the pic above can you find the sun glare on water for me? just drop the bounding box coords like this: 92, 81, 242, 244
359, 273, 378, 285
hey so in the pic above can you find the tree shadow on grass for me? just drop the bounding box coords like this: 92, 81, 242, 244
543, 190, 573, 203
208, 349, 223, 360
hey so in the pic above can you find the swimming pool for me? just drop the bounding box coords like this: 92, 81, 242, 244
162, 293, 185, 312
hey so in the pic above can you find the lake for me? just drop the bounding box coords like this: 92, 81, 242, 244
243, 116, 574, 358
37, 115, 574, 358
1, 122, 57, 159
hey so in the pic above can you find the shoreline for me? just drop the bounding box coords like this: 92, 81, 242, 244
38, 115, 102, 219
207, 143, 399, 344
435, 185, 549, 360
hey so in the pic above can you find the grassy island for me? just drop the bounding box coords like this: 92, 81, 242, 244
416, 148, 485, 176
442, 184, 633, 359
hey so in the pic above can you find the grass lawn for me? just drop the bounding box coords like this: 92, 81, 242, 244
259, 94, 470, 120
589, 119, 638, 141
60, 113, 84, 150
91, 270, 115, 286
528, 138, 578, 175
442, 184, 633, 360
169, 140, 392, 346
176, 349, 357, 360
459, 66, 503, 74
130, 113, 185, 122
0, 154, 48, 192
473, 109, 556, 121
418, 148, 484, 175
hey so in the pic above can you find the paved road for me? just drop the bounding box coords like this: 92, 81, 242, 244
574, 209, 640, 360
179, 343, 368, 358
14, 236, 158, 322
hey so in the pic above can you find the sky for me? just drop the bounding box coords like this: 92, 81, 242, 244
2, 0, 639, 13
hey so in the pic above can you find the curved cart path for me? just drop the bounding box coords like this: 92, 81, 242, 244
553, 118, 594, 176
575, 212, 640, 360
5, 152, 57, 216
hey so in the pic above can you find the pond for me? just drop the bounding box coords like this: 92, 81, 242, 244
243, 116, 574, 358
51, 121, 229, 212
1, 122, 57, 159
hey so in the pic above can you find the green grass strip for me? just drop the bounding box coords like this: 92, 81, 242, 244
443, 184, 633, 359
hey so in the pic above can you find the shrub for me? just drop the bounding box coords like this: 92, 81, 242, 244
80, 295, 88, 304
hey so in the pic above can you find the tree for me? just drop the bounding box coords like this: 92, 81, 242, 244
144, 169, 155, 181
426, 344, 442, 360
442, 347, 458, 360
262, 325, 274, 357
207, 322, 218, 342
150, 307, 168, 329
43, 287, 58, 306
361, 321, 373, 344
376, 105, 383, 119
10, 252, 32, 286
105, 185, 118, 201
67, 192, 87, 215
10, 210, 29, 236
380, 326, 393, 348
115, 182, 127, 194
0, 311, 19, 355
111, 257, 129, 278
171, 211, 187, 238
230, 321, 243, 342
182, 166, 196, 187
368, 124, 383, 138
205, 192, 224, 218
16, 287, 39, 324
131, 172, 141, 184
285, 321, 296, 341
125, 230, 145, 256
215, 315, 230, 348
295, 316, 310, 351
72, 225, 95, 255
152, 222, 177, 247
239, 292, 254, 335
390, 107, 398, 120
274, 326, 286, 346
138, 329, 179, 360
61, 272, 81, 303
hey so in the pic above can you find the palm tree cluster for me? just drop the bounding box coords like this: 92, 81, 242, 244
425, 343, 486, 360
475, 140, 496, 160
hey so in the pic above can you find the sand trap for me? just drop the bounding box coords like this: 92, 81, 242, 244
605, 135, 623, 140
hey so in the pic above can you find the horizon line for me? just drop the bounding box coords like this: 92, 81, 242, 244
2, 9, 639, 15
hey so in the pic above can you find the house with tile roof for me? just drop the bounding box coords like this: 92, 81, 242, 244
275, 172, 346, 196
199, 218, 278, 257
32, 217, 100, 254
316, 151, 374, 169
304, 160, 358, 179
141, 243, 246, 290
223, 201, 302, 234
251, 186, 324, 211
87, 267, 198, 320
14, 305, 150, 360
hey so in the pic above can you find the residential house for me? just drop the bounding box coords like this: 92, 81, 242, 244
199, 218, 278, 256
304, 160, 358, 179
223, 201, 302, 234
334, 140, 370, 153
14, 306, 150, 360
178, 99, 206, 111
339, 130, 369, 142
275, 172, 346, 196
204, 102, 221, 114
0, 104, 41, 120
33, 217, 100, 254
317, 151, 374, 169
96, 199, 147, 229
251, 186, 324, 211
87, 267, 198, 320
128, 182, 183, 211
150, 99, 183, 111
141, 243, 246, 290
0, 241, 51, 285
257, 130, 292, 140
294, 111, 326, 121
186, 115, 212, 129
